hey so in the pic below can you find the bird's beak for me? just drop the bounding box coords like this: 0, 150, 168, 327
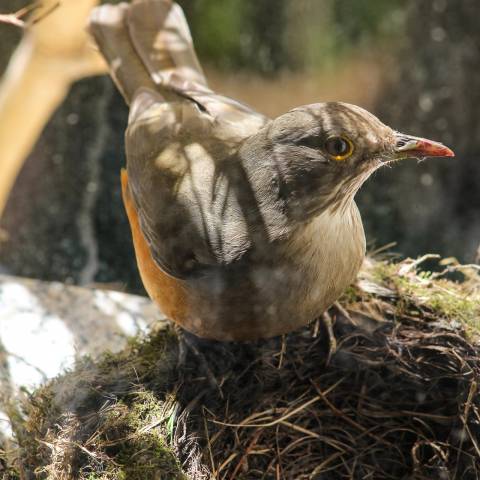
394, 133, 454, 158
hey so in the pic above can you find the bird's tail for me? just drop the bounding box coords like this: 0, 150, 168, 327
88, 0, 207, 104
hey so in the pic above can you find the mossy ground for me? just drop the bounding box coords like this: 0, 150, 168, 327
11, 331, 187, 480
1, 256, 479, 479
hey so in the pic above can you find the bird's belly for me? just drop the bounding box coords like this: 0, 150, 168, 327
183, 208, 365, 341
184, 271, 336, 341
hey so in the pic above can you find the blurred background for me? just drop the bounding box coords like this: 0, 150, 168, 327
0, 0, 478, 295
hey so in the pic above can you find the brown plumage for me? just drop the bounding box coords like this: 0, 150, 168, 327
89, 0, 454, 341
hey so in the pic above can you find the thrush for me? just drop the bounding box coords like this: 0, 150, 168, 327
88, 0, 454, 342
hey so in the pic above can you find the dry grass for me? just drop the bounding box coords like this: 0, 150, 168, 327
2, 256, 480, 479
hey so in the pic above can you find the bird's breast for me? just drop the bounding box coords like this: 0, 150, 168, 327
181, 203, 366, 340
281, 202, 366, 319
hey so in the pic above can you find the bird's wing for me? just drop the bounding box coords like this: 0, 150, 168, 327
89, 0, 269, 278
125, 88, 268, 278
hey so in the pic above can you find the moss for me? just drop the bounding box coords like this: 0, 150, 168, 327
107, 391, 184, 479
0, 442, 20, 479
2, 256, 479, 478
7, 329, 185, 479
338, 284, 360, 303
366, 256, 480, 338
94, 392, 185, 480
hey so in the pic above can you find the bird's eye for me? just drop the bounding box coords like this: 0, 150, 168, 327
325, 136, 354, 161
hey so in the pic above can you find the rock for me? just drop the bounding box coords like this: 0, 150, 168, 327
0, 77, 142, 291
0, 274, 164, 436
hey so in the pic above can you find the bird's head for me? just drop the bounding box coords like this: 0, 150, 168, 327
257, 102, 454, 220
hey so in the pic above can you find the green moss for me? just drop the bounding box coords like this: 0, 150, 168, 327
339, 284, 361, 304
366, 257, 480, 337
98, 391, 185, 480
0, 442, 20, 479
116, 435, 186, 480
8, 329, 185, 479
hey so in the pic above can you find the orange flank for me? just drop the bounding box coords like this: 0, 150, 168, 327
121, 169, 190, 324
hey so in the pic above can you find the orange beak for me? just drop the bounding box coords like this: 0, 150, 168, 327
394, 133, 454, 158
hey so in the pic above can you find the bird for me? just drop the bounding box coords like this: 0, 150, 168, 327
88, 0, 454, 342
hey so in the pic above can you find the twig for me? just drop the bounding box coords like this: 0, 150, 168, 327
229, 429, 262, 480
311, 380, 396, 449
0, 2, 44, 28
31, 2, 60, 25
212, 378, 345, 429
0, 13, 26, 28
203, 406, 215, 475
369, 241, 397, 257
398, 254, 441, 275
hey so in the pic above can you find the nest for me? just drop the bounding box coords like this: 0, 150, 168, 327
2, 256, 480, 479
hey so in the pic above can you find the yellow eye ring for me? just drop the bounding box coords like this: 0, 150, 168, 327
325, 136, 354, 161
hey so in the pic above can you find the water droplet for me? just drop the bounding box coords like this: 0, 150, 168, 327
67, 113, 79, 125
431, 26, 446, 42
418, 94, 433, 112
420, 174, 434, 187
415, 390, 427, 402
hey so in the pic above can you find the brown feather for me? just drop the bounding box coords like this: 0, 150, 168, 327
121, 169, 190, 324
